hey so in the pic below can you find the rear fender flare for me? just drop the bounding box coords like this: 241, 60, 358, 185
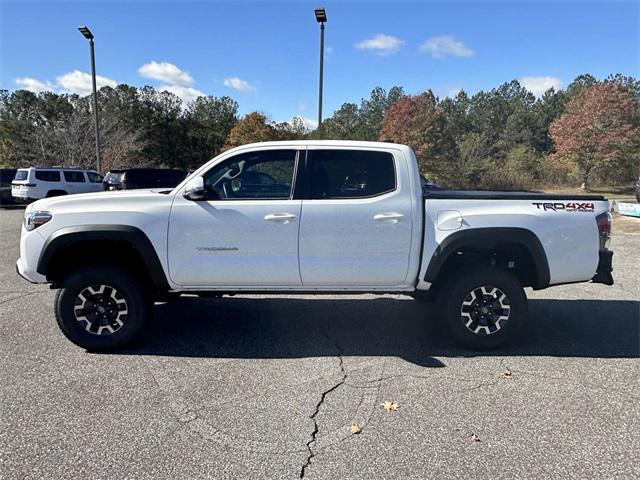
424, 227, 550, 289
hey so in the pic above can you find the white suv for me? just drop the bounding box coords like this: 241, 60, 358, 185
11, 167, 104, 201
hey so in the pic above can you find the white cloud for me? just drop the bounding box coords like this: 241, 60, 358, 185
420, 35, 474, 58
223, 77, 256, 94
296, 117, 318, 131
354, 34, 404, 55
435, 86, 463, 99
518, 76, 562, 96
158, 85, 205, 104
276, 116, 318, 131
138, 61, 193, 86
325, 46, 334, 56
56, 70, 117, 95
15, 77, 55, 93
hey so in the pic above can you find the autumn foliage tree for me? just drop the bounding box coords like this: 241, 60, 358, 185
222, 112, 309, 151
379, 90, 456, 182
222, 112, 281, 150
549, 83, 639, 188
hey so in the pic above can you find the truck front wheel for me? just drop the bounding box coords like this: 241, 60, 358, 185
55, 266, 150, 351
440, 267, 526, 349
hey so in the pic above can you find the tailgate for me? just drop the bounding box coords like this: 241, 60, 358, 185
11, 182, 29, 197
11, 170, 30, 197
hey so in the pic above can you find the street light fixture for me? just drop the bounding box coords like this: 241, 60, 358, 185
77, 25, 101, 173
314, 7, 326, 135
78, 26, 93, 40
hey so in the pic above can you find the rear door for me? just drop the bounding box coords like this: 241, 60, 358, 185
298, 147, 414, 287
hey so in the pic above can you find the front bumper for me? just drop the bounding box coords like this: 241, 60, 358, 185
16, 225, 48, 284
591, 250, 614, 285
16, 259, 37, 284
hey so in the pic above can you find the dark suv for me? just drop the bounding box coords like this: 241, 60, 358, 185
103, 168, 188, 191
0, 168, 17, 206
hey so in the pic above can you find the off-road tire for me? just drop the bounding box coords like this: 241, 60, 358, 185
55, 266, 150, 351
439, 267, 526, 349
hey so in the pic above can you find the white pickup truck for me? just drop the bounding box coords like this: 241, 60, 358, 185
16, 141, 614, 351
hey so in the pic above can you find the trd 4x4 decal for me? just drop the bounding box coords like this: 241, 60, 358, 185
532, 202, 595, 212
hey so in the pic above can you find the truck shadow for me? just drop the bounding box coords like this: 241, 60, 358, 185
121, 297, 639, 366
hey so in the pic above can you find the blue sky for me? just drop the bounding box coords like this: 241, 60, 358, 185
1, 0, 638, 127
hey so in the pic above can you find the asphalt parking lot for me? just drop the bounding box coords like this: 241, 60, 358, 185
1, 207, 638, 479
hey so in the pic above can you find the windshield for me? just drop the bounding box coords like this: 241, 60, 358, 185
14, 170, 28, 181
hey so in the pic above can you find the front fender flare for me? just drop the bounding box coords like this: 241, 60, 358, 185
37, 224, 170, 291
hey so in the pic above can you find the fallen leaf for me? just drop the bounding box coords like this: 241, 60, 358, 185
381, 401, 399, 411
470, 432, 481, 442
502, 370, 513, 379
350, 424, 362, 434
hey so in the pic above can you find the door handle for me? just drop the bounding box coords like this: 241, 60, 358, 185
373, 212, 405, 224
264, 213, 296, 224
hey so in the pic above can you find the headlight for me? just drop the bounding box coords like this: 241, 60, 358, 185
24, 211, 52, 231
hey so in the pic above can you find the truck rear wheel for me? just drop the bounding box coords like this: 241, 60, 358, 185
55, 266, 150, 351
439, 267, 526, 349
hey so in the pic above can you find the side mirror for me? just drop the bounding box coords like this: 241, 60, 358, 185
182, 177, 206, 201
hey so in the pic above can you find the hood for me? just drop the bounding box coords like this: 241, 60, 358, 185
30, 189, 171, 212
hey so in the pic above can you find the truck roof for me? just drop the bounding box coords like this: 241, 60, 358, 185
223, 140, 411, 153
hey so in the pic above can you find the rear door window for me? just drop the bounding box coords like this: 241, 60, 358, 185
63, 171, 86, 182
307, 150, 396, 199
35, 170, 61, 182
123, 170, 149, 187
162, 170, 187, 185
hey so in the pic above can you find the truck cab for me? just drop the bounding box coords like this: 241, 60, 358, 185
170, 143, 422, 289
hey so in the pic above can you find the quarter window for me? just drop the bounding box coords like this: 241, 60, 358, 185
35, 171, 61, 182
308, 150, 396, 199
203, 150, 297, 200
64, 171, 86, 182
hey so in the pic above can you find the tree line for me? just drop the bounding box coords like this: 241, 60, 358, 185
1, 73, 638, 190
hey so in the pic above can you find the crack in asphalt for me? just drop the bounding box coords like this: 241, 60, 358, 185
499, 360, 640, 401
351, 372, 502, 393
299, 326, 348, 479
0, 291, 40, 305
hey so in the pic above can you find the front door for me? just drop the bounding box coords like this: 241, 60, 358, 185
298, 148, 413, 287
168, 149, 302, 287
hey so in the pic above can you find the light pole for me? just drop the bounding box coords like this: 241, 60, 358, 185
78, 26, 101, 173
314, 8, 326, 135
